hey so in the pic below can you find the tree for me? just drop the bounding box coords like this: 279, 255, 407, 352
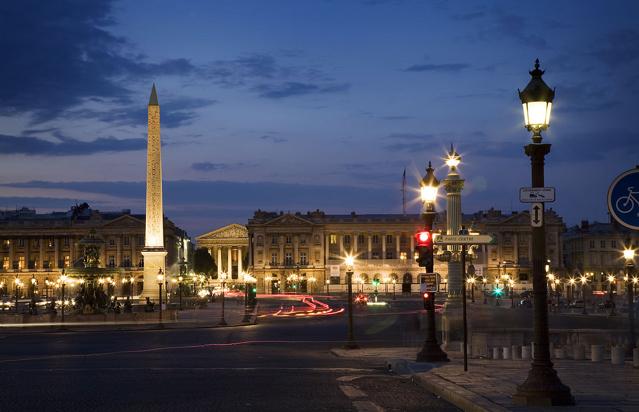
193, 247, 215, 277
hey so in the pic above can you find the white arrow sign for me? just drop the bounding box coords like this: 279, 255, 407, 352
520, 187, 555, 203
434, 234, 496, 245
530, 203, 543, 227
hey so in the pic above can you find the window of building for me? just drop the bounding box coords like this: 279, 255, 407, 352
48, 238, 54, 248
257, 235, 264, 246
314, 235, 320, 244
138, 236, 144, 246
600, 240, 605, 248
109, 238, 115, 246
386, 235, 393, 244
271, 253, 278, 265
372, 235, 379, 244
2, 257, 9, 270
18, 256, 25, 270
300, 252, 308, 265
123, 236, 130, 246
330, 234, 337, 244
123, 255, 131, 267
400, 235, 407, 245
3, 239, 9, 248
63, 237, 70, 247
271, 235, 278, 245
108, 256, 115, 268
611, 240, 617, 248
589, 240, 595, 249
344, 235, 351, 245
18, 239, 24, 248
358, 235, 365, 245
285, 252, 293, 266
386, 250, 394, 259
315, 251, 320, 263
300, 236, 306, 245
372, 252, 380, 259
64, 255, 70, 268
138, 257, 144, 267
519, 273, 529, 281
286, 235, 292, 244
33, 239, 39, 248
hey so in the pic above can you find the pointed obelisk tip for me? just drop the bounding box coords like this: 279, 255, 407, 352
149, 84, 159, 106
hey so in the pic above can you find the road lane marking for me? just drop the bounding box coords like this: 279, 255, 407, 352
353, 400, 385, 412
0, 339, 397, 364
339, 385, 367, 399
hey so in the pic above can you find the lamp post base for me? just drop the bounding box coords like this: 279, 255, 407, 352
343, 341, 359, 350
513, 364, 574, 406
416, 341, 450, 362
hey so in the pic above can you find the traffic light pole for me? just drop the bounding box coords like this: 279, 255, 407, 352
461, 243, 468, 372
416, 209, 449, 363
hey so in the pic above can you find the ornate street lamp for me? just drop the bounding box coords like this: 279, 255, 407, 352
513, 59, 573, 406
344, 254, 358, 349
60, 271, 68, 323
218, 272, 228, 326
624, 248, 636, 354
157, 269, 164, 324
416, 161, 449, 362
14, 275, 22, 314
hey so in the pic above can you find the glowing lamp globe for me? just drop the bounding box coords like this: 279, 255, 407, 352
420, 161, 439, 203
623, 248, 635, 261
518, 59, 555, 142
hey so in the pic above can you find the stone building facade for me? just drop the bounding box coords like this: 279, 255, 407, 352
563, 220, 638, 293
196, 224, 249, 280
0, 204, 190, 297
235, 208, 567, 294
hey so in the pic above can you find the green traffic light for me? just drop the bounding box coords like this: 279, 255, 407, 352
493, 286, 503, 297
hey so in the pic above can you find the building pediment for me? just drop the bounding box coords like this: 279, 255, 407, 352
197, 224, 248, 242
263, 213, 314, 227
101, 215, 144, 228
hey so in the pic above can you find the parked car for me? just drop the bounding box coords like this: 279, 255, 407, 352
569, 300, 584, 309
519, 298, 532, 308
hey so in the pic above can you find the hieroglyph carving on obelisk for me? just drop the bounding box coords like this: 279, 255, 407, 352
141, 84, 167, 300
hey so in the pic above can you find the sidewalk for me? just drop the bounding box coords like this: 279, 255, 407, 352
332, 347, 639, 411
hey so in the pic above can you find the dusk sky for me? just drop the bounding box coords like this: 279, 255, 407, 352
1, 1, 638, 238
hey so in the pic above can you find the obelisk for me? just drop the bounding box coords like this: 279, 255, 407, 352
141, 84, 167, 300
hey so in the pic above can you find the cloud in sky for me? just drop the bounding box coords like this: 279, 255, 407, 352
0, 0, 196, 123
404, 63, 470, 72
0, 133, 146, 156
252, 82, 350, 99
191, 162, 247, 172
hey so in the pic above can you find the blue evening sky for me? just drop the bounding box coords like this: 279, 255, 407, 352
0, 1, 637, 237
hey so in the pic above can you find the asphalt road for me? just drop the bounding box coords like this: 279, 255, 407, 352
0, 299, 459, 412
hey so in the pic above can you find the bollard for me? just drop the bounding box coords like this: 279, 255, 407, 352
554, 347, 565, 360
611, 345, 625, 366
511, 345, 521, 360
502, 346, 511, 360
573, 344, 585, 360
492, 347, 501, 360
521, 345, 531, 361
591, 344, 604, 362
633, 348, 639, 368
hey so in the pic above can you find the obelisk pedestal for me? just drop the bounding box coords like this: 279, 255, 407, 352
141, 84, 167, 300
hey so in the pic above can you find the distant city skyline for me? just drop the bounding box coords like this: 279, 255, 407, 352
1, 1, 638, 236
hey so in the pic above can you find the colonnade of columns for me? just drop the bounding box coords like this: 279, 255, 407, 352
210, 246, 244, 278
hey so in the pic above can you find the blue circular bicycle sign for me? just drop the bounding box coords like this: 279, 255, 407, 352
608, 168, 639, 230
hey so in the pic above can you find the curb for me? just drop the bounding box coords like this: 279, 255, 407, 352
413, 372, 509, 412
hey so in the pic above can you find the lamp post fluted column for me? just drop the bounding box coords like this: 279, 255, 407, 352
513, 59, 573, 407
443, 145, 465, 349
624, 248, 636, 355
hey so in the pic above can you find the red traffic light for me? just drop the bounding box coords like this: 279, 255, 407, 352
423, 292, 429, 299
415, 231, 431, 246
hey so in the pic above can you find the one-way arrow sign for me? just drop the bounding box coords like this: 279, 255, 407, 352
531, 203, 543, 227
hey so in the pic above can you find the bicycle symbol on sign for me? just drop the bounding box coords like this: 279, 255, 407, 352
616, 186, 639, 216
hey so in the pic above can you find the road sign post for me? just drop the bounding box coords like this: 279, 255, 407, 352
530, 203, 543, 227
520, 187, 555, 203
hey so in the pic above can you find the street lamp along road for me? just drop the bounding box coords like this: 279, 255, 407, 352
624, 248, 636, 354
218, 271, 228, 326
157, 269, 164, 324
416, 161, 449, 363
344, 253, 359, 349
512, 59, 574, 407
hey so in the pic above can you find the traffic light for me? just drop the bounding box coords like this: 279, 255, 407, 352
248, 284, 257, 306
415, 230, 433, 270
422, 291, 435, 309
